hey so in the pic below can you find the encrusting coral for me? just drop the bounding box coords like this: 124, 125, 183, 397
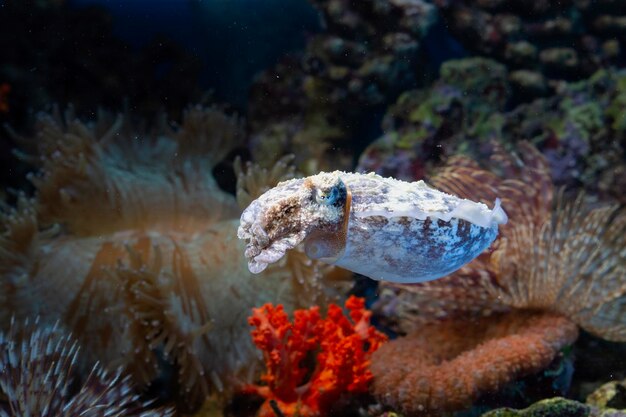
483, 382, 626, 417
243, 296, 387, 417
372, 311, 578, 414
0, 106, 344, 411
480, 397, 594, 417
0, 318, 172, 417
371, 142, 626, 415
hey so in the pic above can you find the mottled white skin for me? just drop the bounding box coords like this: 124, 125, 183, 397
237, 171, 508, 283
335, 216, 497, 283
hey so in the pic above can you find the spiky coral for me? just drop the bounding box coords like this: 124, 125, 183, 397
0, 318, 172, 417
371, 143, 626, 415
0, 107, 344, 411
245, 296, 387, 417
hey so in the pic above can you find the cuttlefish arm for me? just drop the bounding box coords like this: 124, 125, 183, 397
237, 171, 508, 283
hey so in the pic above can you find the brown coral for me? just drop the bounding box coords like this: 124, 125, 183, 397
371, 143, 626, 415
0, 106, 343, 411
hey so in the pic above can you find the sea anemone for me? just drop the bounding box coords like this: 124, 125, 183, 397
0, 106, 344, 411
0, 317, 172, 417
371, 143, 626, 415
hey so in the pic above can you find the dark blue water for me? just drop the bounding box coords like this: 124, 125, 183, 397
68, 0, 321, 107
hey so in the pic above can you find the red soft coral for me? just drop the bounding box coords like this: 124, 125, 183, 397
0, 83, 10, 113
245, 296, 387, 417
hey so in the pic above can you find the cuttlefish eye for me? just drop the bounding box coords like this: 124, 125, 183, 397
315, 186, 340, 205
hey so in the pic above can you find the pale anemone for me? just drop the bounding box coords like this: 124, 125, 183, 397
0, 107, 343, 411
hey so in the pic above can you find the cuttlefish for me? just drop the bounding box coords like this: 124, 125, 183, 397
237, 172, 507, 283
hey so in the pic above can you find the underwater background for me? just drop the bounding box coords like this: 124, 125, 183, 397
0, 0, 625, 416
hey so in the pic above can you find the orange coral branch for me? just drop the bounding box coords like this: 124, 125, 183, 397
246, 296, 387, 417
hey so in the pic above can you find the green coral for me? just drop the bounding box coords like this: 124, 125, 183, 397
481, 398, 591, 417
606, 74, 626, 132
545, 97, 603, 142
587, 379, 626, 411
480, 387, 626, 417
389, 57, 509, 149
359, 62, 626, 202
439, 57, 510, 110
467, 112, 505, 142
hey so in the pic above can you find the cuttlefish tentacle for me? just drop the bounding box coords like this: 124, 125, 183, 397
238, 171, 507, 283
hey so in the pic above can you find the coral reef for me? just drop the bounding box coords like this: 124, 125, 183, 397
501, 69, 626, 202
0, 106, 344, 412
244, 296, 387, 417
0, 318, 172, 417
359, 59, 626, 203
370, 143, 626, 415
0, 1, 625, 415
247, 0, 438, 174
358, 57, 510, 180
490, 194, 625, 340
482, 377, 626, 416
436, 0, 626, 96
302, 0, 437, 107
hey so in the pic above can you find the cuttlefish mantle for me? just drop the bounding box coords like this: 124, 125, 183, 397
237, 171, 508, 283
